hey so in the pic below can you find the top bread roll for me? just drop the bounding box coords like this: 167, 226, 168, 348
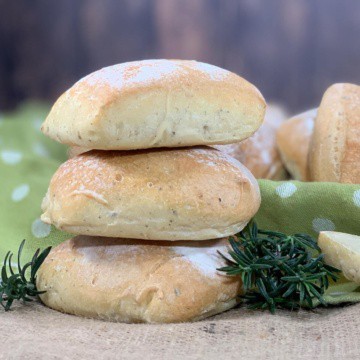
41, 147, 261, 241
214, 104, 287, 180
276, 108, 317, 181
68, 104, 287, 180
41, 59, 266, 150
309, 83, 360, 183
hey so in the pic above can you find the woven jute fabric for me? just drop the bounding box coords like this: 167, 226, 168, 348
2, 302, 360, 360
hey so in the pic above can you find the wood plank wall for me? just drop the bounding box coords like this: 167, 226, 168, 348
0, 0, 359, 112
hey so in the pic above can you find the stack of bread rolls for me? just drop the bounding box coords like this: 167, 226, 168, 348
277, 83, 360, 183
37, 60, 265, 323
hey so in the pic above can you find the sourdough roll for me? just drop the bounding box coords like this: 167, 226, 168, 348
309, 83, 360, 183
41, 59, 266, 150
37, 236, 240, 323
41, 147, 261, 240
215, 104, 288, 180
276, 108, 317, 181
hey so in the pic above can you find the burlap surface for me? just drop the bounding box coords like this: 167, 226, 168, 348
1, 302, 360, 360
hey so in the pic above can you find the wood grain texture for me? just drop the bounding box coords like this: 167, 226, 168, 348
0, 0, 359, 111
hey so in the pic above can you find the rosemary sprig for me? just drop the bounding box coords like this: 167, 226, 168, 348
0, 240, 51, 311
218, 222, 341, 314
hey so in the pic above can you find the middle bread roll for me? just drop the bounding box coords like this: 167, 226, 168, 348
41, 147, 260, 241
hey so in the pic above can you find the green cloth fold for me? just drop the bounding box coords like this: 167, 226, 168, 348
1, 102, 360, 306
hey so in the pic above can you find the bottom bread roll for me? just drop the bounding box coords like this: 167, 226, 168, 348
37, 236, 241, 323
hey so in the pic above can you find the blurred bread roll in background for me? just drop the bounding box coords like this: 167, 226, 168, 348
276, 108, 317, 181
42, 147, 261, 241
214, 104, 288, 180
42, 59, 265, 150
309, 83, 360, 183
37, 236, 241, 323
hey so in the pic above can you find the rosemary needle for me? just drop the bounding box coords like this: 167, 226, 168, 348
0, 240, 51, 311
218, 222, 341, 314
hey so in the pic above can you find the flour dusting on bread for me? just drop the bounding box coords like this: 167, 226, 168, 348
172, 243, 227, 278
82, 60, 181, 89
188, 61, 230, 81
79, 60, 231, 90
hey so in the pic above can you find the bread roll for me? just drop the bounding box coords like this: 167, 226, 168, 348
41, 147, 261, 240
68, 105, 287, 180
37, 236, 241, 323
309, 83, 360, 183
214, 104, 288, 180
67, 145, 89, 158
276, 108, 317, 181
41, 59, 265, 150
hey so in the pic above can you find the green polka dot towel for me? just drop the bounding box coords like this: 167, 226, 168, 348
255, 180, 360, 238
0, 103, 70, 265
1, 103, 360, 304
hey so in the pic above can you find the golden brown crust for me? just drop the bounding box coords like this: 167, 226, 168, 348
309, 83, 360, 183
276, 108, 317, 181
41, 147, 261, 240
37, 236, 241, 323
41, 59, 265, 150
214, 104, 288, 180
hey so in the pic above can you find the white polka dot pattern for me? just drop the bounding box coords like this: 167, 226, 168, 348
33, 142, 49, 157
353, 190, 360, 208
1, 150, 23, 164
31, 219, 51, 238
11, 184, 30, 202
275, 183, 297, 198
312, 218, 336, 233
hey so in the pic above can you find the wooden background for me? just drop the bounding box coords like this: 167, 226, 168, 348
0, 0, 359, 113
